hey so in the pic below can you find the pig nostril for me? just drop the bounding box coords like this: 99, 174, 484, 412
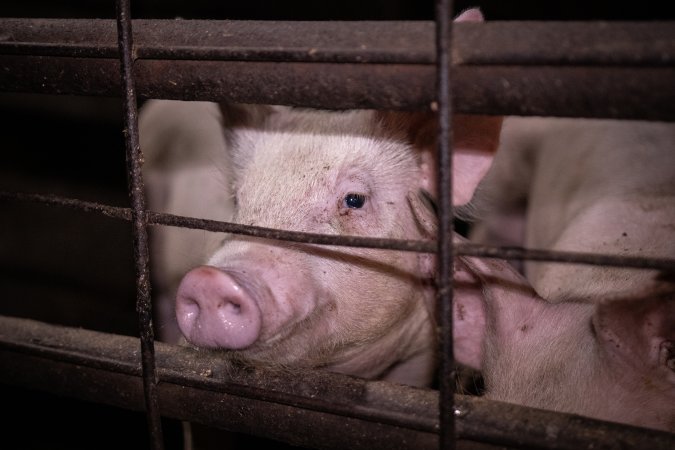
217, 300, 242, 315
179, 296, 201, 321
226, 302, 241, 315
216, 298, 242, 316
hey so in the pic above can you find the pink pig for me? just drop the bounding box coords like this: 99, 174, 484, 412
463, 117, 675, 432
171, 104, 501, 387
154, 8, 496, 389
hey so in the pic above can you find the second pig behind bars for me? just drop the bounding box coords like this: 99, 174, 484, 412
467, 116, 675, 432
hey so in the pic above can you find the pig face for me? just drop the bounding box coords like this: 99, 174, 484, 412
187, 108, 436, 383
174, 106, 502, 387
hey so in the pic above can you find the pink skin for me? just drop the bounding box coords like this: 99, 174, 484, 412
465, 117, 675, 431
172, 91, 501, 386
176, 266, 262, 349
453, 250, 675, 432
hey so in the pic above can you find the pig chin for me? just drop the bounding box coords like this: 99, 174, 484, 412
226, 302, 341, 369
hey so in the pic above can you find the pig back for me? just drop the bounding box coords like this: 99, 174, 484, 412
499, 117, 675, 302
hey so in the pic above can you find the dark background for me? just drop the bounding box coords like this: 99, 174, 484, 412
2, 0, 675, 20
1, 1, 673, 449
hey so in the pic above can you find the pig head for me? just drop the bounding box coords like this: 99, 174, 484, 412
173, 105, 502, 387
461, 118, 675, 432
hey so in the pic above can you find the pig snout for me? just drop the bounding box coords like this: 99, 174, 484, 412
175, 266, 262, 349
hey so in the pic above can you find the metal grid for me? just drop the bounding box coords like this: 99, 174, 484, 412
1, 1, 675, 449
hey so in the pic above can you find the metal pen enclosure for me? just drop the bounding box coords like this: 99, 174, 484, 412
1, 1, 674, 449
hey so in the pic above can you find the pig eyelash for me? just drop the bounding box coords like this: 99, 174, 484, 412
343, 193, 367, 209
418, 189, 438, 218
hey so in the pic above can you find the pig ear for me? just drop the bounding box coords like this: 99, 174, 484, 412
377, 110, 503, 206
442, 7, 502, 205
593, 294, 675, 385
376, 9, 501, 206
455, 7, 484, 22
451, 115, 503, 205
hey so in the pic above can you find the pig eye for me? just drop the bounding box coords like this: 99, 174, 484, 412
343, 193, 367, 209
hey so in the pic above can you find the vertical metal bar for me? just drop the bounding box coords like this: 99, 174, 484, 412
115, 1, 164, 449
435, 1, 455, 450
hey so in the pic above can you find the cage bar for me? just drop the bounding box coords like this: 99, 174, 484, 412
2, 191, 675, 272
1, 19, 674, 119
435, 0, 455, 449
1, 18, 673, 65
114, 1, 164, 448
1, 315, 673, 450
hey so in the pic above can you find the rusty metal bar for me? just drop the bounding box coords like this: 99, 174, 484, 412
1, 20, 675, 119
1, 315, 674, 450
114, 1, 164, 449
0, 55, 675, 120
1, 57, 673, 119
1, 19, 673, 66
435, 1, 455, 449
2, 190, 675, 272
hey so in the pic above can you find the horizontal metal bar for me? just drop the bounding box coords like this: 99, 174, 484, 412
1, 55, 674, 120
1, 315, 673, 450
1, 20, 674, 119
1, 19, 673, 66
2, 191, 675, 272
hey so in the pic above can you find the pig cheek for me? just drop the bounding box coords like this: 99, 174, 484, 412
206, 243, 322, 348
249, 260, 323, 345
260, 267, 327, 344
320, 249, 421, 342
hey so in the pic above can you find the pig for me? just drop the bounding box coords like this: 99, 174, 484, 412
142, 8, 497, 388
165, 103, 502, 387
460, 117, 675, 432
